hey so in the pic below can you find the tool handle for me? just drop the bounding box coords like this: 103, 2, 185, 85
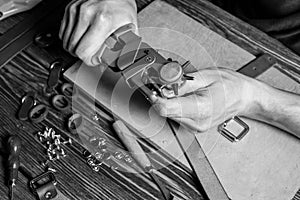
113, 120, 152, 169
8, 135, 21, 182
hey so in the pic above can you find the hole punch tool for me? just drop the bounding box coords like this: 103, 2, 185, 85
97, 23, 193, 99
7, 135, 22, 200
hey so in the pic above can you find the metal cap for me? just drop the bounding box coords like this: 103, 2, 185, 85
159, 62, 183, 83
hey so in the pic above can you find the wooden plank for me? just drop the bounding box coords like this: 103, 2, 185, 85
64, 1, 300, 200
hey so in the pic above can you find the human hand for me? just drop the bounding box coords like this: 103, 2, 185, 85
59, 0, 138, 66
150, 67, 262, 132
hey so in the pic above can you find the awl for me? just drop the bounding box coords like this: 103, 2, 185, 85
113, 120, 173, 200
7, 135, 22, 200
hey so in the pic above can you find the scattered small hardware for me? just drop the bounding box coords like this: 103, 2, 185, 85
37, 127, 72, 166
82, 150, 107, 172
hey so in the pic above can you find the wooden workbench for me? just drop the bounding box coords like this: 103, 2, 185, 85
0, 0, 299, 199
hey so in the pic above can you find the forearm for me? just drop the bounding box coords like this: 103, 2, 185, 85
250, 81, 300, 138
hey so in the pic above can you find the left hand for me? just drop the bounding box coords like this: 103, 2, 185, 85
150, 67, 261, 132
59, 0, 137, 66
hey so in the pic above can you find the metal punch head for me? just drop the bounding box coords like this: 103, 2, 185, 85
67, 113, 84, 134
52, 94, 70, 112
18, 91, 36, 121
28, 104, 49, 123
44, 59, 64, 96
61, 83, 76, 98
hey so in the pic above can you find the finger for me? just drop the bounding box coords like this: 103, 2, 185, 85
89, 19, 134, 66
67, 1, 94, 53
150, 94, 207, 119
63, 0, 86, 50
73, 18, 111, 66
172, 117, 210, 133
59, 12, 67, 40
177, 68, 222, 96
59, 0, 76, 39
172, 117, 200, 132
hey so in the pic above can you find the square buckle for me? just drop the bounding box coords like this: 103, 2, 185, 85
218, 116, 249, 142
30, 171, 57, 200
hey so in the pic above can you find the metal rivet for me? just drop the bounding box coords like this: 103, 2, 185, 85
44, 191, 52, 199
145, 56, 153, 63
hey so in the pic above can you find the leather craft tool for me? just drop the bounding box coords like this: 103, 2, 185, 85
29, 104, 49, 123
45, 59, 64, 96
7, 135, 22, 200
17, 91, 36, 121
17, 92, 49, 123
61, 83, 76, 99
51, 94, 70, 112
17, 60, 72, 123
113, 120, 173, 200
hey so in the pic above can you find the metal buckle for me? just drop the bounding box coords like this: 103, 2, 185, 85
30, 171, 58, 200
218, 116, 249, 142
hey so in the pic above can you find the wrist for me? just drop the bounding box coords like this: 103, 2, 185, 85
240, 78, 271, 119
126, 0, 137, 11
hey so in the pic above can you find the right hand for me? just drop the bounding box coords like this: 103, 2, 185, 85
150, 67, 262, 132
59, 0, 138, 66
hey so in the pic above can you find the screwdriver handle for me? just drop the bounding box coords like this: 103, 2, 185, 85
113, 120, 152, 169
7, 135, 21, 184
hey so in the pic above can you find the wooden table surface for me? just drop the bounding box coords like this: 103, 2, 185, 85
0, 0, 299, 200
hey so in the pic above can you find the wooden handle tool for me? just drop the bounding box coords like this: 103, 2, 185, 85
112, 120, 173, 200
112, 120, 151, 169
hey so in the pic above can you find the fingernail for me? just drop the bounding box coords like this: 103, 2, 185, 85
149, 93, 158, 103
